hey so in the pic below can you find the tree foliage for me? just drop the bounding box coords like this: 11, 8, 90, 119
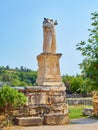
76, 12, 98, 90
62, 75, 91, 94
0, 85, 27, 110
0, 66, 37, 86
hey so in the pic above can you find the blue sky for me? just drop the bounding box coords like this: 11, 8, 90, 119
0, 0, 98, 75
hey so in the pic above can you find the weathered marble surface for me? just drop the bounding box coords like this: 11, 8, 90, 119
14, 117, 43, 126
43, 18, 57, 53
13, 87, 69, 125
36, 53, 63, 86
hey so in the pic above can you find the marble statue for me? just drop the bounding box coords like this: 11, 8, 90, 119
43, 18, 58, 53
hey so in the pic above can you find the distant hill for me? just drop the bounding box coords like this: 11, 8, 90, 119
0, 66, 37, 86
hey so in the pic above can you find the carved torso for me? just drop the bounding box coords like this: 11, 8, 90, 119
43, 18, 58, 53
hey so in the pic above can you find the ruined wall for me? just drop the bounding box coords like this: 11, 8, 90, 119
13, 86, 68, 117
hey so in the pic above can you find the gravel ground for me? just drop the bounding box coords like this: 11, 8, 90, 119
3, 118, 98, 130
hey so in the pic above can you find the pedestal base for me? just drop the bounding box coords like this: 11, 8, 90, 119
36, 53, 62, 86
13, 86, 69, 125
13, 52, 69, 125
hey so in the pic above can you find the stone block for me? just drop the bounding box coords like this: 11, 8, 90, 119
51, 103, 64, 111
52, 95, 65, 103
31, 93, 46, 105
82, 108, 93, 116
14, 117, 43, 126
48, 91, 65, 96
29, 109, 37, 116
44, 114, 69, 125
36, 53, 62, 86
13, 110, 20, 116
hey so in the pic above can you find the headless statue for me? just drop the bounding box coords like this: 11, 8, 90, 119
43, 18, 58, 53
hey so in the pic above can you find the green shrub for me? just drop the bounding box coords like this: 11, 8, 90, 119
62, 75, 92, 94
0, 85, 27, 125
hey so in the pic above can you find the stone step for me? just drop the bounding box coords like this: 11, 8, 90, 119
14, 117, 43, 126
44, 113, 69, 125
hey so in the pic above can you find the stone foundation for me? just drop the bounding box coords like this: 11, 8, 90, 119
13, 86, 69, 125
13, 52, 69, 125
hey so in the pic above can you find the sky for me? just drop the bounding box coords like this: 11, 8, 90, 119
0, 0, 98, 75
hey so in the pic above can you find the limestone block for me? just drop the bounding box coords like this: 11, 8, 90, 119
50, 103, 68, 114
22, 107, 30, 116
25, 85, 66, 92
14, 117, 43, 126
44, 114, 69, 125
47, 95, 65, 104
63, 104, 69, 114
40, 82, 63, 86
93, 102, 98, 116
29, 109, 37, 116
48, 91, 65, 96
30, 93, 46, 105
82, 108, 93, 116
36, 53, 62, 86
93, 95, 98, 116
51, 103, 64, 111
53, 95, 65, 103
13, 110, 20, 117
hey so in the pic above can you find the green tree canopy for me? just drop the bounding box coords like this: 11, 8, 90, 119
76, 12, 98, 90
0, 66, 37, 86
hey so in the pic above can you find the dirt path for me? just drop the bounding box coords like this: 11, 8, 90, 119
3, 118, 98, 130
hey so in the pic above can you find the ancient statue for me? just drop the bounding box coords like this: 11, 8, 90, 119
43, 18, 58, 53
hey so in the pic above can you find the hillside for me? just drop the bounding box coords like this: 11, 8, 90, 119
0, 66, 37, 86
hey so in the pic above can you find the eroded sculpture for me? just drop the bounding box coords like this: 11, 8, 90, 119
43, 18, 58, 53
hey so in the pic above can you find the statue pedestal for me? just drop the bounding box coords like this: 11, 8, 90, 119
13, 53, 69, 125
36, 53, 63, 86
35, 53, 69, 124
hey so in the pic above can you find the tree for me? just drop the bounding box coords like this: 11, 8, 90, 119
0, 85, 27, 124
5, 65, 10, 70
76, 12, 98, 90
62, 75, 90, 94
0, 65, 37, 86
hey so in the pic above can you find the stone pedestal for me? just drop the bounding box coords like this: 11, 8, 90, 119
36, 53, 69, 124
13, 52, 69, 125
13, 86, 69, 125
36, 53, 63, 86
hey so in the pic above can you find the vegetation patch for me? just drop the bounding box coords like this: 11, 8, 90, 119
69, 105, 92, 119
